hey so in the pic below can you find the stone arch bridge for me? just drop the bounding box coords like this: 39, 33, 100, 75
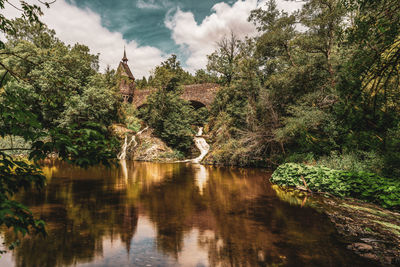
132, 83, 220, 109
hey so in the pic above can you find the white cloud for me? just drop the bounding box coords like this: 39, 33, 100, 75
165, 0, 303, 72
1, 0, 304, 77
137, 0, 162, 9
275, 0, 304, 14
2, 0, 165, 78
165, 0, 259, 72
137, 0, 172, 9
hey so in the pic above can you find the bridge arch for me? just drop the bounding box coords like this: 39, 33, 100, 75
132, 83, 219, 109
189, 100, 206, 109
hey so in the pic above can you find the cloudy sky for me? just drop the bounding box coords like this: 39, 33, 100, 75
3, 0, 303, 77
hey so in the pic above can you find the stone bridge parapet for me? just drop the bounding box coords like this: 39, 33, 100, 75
132, 83, 220, 108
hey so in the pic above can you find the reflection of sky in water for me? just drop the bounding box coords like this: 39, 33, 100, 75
78, 217, 176, 266
0, 162, 379, 267
66, 216, 208, 267
119, 159, 128, 183
0, 237, 14, 266
194, 164, 208, 195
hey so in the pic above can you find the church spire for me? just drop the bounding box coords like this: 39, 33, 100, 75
122, 46, 128, 63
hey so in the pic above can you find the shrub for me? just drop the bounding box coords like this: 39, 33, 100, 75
271, 163, 400, 210
317, 150, 384, 174
139, 88, 194, 153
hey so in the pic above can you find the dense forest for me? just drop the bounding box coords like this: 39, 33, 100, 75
0, 0, 399, 254
134, 0, 400, 179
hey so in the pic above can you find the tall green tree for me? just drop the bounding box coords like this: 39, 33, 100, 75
207, 32, 240, 86
336, 0, 400, 176
140, 56, 195, 153
0, 16, 120, 248
149, 54, 194, 88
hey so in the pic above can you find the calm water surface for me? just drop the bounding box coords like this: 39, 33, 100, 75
0, 161, 378, 267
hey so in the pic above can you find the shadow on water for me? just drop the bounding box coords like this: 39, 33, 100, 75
0, 161, 379, 267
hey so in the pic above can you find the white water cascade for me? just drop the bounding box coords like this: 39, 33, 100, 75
191, 127, 210, 164
117, 127, 148, 160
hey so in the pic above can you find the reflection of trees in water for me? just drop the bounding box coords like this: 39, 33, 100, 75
138, 163, 205, 258
141, 165, 375, 267
138, 165, 275, 264
201, 167, 285, 266
3, 162, 377, 267
199, 168, 377, 267
4, 162, 140, 267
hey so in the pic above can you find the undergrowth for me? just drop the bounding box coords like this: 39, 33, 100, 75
271, 163, 400, 210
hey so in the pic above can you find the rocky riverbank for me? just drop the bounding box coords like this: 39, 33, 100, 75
112, 124, 180, 162
271, 185, 400, 266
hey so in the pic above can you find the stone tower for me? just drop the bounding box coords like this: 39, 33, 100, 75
117, 48, 135, 103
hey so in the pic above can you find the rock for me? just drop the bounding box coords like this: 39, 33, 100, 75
384, 257, 394, 265
352, 243, 374, 251
360, 253, 379, 261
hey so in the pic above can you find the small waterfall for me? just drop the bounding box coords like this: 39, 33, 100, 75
191, 127, 210, 164
118, 127, 148, 160
117, 135, 135, 160
174, 127, 210, 164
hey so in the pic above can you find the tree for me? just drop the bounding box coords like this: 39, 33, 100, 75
249, 0, 346, 157
207, 32, 240, 85
1, 18, 120, 164
0, 1, 55, 248
193, 69, 218, 84
149, 54, 195, 88
140, 87, 194, 153
336, 0, 400, 177
0, 16, 120, 249
137, 76, 148, 89
140, 56, 195, 153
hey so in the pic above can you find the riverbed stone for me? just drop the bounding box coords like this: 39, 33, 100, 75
360, 253, 379, 261
353, 243, 373, 251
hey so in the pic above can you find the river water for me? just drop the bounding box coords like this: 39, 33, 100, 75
0, 161, 378, 267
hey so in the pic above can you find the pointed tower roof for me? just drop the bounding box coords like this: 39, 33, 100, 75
118, 47, 134, 80
122, 46, 128, 63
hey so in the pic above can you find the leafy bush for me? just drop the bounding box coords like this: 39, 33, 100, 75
0, 152, 46, 251
317, 150, 384, 174
271, 163, 400, 210
139, 88, 194, 153
192, 107, 209, 126
0, 136, 31, 156
282, 152, 315, 164
121, 103, 142, 132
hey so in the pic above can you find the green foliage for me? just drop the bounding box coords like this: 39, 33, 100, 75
204, 0, 400, 180
271, 163, 400, 209
193, 69, 218, 84
0, 0, 47, 48
334, 0, 400, 176
158, 150, 185, 160
148, 54, 194, 88
0, 136, 31, 156
135, 76, 148, 89
140, 87, 194, 153
121, 103, 142, 132
210, 84, 249, 132
207, 32, 240, 85
0, 19, 119, 165
29, 123, 119, 168
317, 150, 384, 174
0, 16, 120, 251
58, 74, 120, 127
192, 107, 209, 126
139, 55, 212, 153
0, 152, 46, 252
